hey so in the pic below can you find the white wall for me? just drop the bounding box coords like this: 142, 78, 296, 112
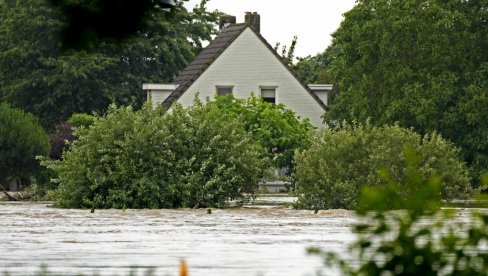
143, 84, 178, 109
177, 28, 326, 127
149, 91, 172, 109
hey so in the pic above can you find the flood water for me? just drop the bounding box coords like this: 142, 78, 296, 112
0, 201, 356, 276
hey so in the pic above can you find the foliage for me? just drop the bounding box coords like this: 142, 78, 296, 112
49, 0, 176, 49
49, 122, 74, 160
322, 0, 488, 182
309, 160, 488, 275
211, 94, 314, 171
43, 101, 266, 209
0, 103, 50, 186
274, 35, 297, 66
293, 123, 472, 210
68, 113, 96, 128
293, 43, 339, 84
0, 0, 220, 130
51, 113, 95, 160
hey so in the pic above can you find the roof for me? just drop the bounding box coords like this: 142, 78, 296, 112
162, 23, 328, 110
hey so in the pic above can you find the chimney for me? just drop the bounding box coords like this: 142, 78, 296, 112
245, 12, 260, 33
219, 15, 236, 30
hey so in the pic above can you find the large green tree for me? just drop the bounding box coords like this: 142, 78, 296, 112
211, 95, 314, 171
293, 44, 339, 85
323, 0, 488, 182
0, 0, 219, 130
0, 103, 50, 199
49, 0, 177, 49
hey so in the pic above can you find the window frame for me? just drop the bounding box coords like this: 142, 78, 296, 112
216, 85, 234, 96
260, 86, 277, 104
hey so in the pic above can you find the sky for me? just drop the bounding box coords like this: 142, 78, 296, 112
184, 0, 357, 58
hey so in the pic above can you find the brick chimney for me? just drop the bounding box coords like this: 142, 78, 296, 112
245, 12, 260, 33
219, 15, 236, 30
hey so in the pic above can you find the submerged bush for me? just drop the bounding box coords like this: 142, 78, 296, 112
0, 103, 50, 190
310, 161, 488, 275
293, 123, 472, 210
44, 101, 266, 209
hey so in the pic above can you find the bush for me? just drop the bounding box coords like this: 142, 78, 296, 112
51, 113, 95, 160
293, 123, 472, 210
49, 122, 75, 160
310, 161, 488, 275
0, 103, 50, 189
68, 113, 96, 128
211, 94, 314, 171
43, 101, 266, 209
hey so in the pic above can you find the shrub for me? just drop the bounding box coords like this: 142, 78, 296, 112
211, 94, 314, 171
43, 101, 266, 209
293, 123, 472, 210
49, 122, 75, 160
0, 103, 50, 190
310, 160, 488, 275
51, 113, 95, 160
67, 113, 96, 128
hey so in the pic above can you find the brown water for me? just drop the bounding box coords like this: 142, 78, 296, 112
0, 202, 356, 276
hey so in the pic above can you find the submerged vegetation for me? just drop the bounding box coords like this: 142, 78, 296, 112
40, 95, 317, 209
293, 123, 473, 210
310, 156, 488, 275
43, 100, 266, 209
0, 103, 50, 199
40, 102, 477, 210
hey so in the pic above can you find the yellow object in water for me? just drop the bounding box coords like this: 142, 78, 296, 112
180, 259, 188, 276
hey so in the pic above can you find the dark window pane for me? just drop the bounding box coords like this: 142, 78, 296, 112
262, 97, 275, 104
217, 87, 232, 95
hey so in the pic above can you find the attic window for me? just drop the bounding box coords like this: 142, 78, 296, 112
216, 86, 233, 96
261, 87, 276, 104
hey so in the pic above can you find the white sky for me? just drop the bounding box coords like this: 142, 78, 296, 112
184, 0, 357, 58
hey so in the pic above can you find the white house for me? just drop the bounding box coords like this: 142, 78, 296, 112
143, 12, 332, 127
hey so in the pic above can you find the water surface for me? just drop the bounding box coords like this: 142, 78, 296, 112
0, 202, 355, 276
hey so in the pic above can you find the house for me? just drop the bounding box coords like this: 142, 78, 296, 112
143, 12, 332, 127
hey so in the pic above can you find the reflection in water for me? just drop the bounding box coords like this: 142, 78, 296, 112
0, 202, 356, 276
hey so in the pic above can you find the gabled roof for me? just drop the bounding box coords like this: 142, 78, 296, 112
162, 23, 328, 110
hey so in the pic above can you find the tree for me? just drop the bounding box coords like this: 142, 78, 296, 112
0, 103, 50, 199
67, 113, 96, 128
321, 0, 488, 183
43, 101, 265, 209
274, 35, 297, 66
49, 0, 177, 49
293, 123, 472, 210
293, 44, 339, 84
211, 94, 314, 172
0, 0, 220, 130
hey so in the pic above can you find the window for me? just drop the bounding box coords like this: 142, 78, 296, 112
261, 87, 276, 104
216, 86, 233, 96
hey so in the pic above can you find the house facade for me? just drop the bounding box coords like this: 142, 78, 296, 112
143, 12, 331, 127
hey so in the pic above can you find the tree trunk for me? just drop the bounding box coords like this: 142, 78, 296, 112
0, 183, 18, 201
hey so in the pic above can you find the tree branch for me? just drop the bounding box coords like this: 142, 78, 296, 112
0, 183, 18, 201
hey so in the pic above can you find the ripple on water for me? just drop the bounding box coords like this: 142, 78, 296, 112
0, 201, 356, 276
